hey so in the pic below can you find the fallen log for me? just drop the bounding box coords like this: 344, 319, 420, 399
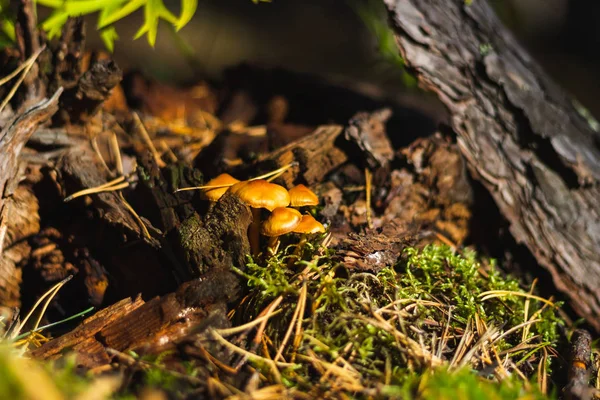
385, 0, 600, 330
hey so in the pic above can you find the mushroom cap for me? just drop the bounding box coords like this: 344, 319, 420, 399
289, 184, 319, 207
293, 214, 326, 234
203, 173, 240, 201
230, 180, 290, 211
261, 207, 302, 237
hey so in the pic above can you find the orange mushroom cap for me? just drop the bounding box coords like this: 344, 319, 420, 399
230, 180, 290, 211
289, 184, 319, 207
293, 214, 326, 234
261, 207, 302, 237
203, 173, 240, 201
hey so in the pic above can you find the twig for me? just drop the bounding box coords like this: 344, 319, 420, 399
133, 112, 166, 168
0, 45, 46, 115
365, 168, 373, 229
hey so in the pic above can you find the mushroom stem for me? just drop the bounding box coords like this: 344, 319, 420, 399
249, 208, 261, 256
267, 236, 280, 256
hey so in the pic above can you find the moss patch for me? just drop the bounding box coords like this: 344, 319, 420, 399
228, 243, 564, 398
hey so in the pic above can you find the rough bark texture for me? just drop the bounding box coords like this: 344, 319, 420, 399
385, 0, 600, 329
0, 90, 61, 305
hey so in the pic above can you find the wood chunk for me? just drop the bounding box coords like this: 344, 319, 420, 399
72, 338, 111, 368
55, 59, 123, 125
33, 271, 239, 367
251, 125, 347, 187
105, 272, 238, 353
31, 296, 145, 360
336, 222, 431, 272
385, 0, 600, 330
344, 108, 394, 169
98, 295, 181, 352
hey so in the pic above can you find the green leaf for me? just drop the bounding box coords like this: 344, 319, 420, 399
64, 0, 121, 16
98, 0, 144, 28
134, 0, 178, 47
36, 0, 65, 8
0, 19, 15, 41
100, 26, 119, 52
175, 0, 197, 31
41, 10, 69, 38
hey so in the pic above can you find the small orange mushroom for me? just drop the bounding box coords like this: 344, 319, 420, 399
288, 184, 319, 208
230, 180, 291, 255
202, 173, 240, 202
293, 214, 326, 235
261, 207, 302, 255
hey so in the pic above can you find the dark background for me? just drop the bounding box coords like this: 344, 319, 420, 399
80, 0, 600, 119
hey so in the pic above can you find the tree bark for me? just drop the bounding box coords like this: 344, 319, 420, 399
385, 0, 600, 330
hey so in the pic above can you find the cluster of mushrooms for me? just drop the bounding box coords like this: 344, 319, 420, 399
192, 169, 326, 256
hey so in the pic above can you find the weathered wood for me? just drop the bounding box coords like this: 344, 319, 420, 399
385, 0, 600, 329
30, 296, 145, 361
0, 90, 61, 305
55, 59, 122, 124
32, 270, 238, 367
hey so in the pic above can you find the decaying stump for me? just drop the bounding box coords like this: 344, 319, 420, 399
385, 0, 600, 331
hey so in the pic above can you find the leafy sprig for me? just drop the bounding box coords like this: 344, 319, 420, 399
38, 0, 199, 50
0, 0, 270, 51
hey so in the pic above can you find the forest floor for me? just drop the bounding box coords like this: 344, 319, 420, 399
0, 19, 597, 400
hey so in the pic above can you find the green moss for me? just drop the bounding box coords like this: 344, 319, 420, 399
232, 243, 565, 398
177, 212, 203, 252
396, 367, 552, 400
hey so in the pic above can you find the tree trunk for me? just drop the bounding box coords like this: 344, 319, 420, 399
384, 0, 600, 330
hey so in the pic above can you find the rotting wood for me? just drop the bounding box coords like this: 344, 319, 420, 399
32, 269, 239, 368
0, 90, 62, 305
54, 59, 123, 125
344, 108, 394, 170
30, 296, 145, 362
385, 0, 600, 331
240, 125, 347, 188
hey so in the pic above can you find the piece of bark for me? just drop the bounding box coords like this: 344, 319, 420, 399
32, 270, 238, 368
336, 222, 434, 272
98, 270, 238, 352
344, 108, 394, 169
0, 90, 61, 305
385, 0, 600, 330
30, 296, 144, 361
54, 59, 122, 125
235, 125, 347, 188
